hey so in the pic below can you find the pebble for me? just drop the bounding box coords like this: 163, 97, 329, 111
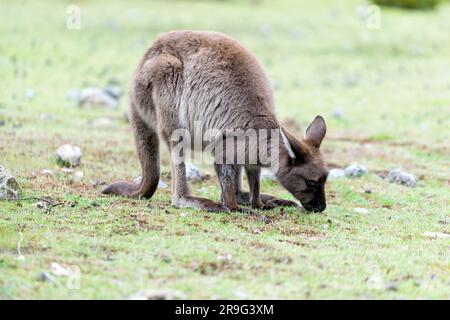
128, 289, 186, 300
33, 201, 48, 210
56, 144, 82, 167
79, 87, 119, 109
423, 232, 450, 239
260, 168, 276, 180
133, 176, 168, 189
0, 165, 20, 199
185, 162, 203, 181
331, 107, 344, 119
344, 164, 368, 177
91, 117, 113, 128
388, 169, 417, 188
74, 171, 84, 180
328, 168, 345, 179
37, 271, 57, 283
41, 169, 54, 177
354, 207, 368, 214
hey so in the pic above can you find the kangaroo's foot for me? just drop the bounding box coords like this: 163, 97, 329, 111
236, 192, 298, 209
172, 196, 229, 212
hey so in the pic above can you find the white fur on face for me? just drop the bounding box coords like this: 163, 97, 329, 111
280, 128, 296, 159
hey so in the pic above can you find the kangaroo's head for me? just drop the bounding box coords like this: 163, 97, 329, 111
276, 116, 328, 212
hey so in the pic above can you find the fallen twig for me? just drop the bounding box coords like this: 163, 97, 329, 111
0, 197, 62, 207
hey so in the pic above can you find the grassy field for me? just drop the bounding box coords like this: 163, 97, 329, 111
0, 0, 449, 299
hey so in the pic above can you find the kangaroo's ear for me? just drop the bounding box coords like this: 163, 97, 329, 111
305, 115, 326, 148
281, 127, 307, 160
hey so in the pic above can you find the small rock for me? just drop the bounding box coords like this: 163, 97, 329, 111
132, 176, 142, 185
344, 164, 368, 177
51, 262, 72, 277
66, 89, 80, 100
367, 275, 385, 289
40, 114, 53, 121
356, 5, 368, 19
61, 168, 74, 174
41, 169, 54, 177
234, 290, 249, 299
91, 117, 113, 128
258, 215, 270, 224
217, 253, 232, 261
123, 111, 130, 123
331, 107, 344, 119
74, 171, 84, 180
133, 176, 168, 189
388, 169, 417, 188
354, 207, 368, 214
56, 144, 82, 167
128, 289, 186, 300
37, 271, 57, 283
158, 180, 168, 189
386, 283, 398, 291
260, 168, 276, 180
197, 187, 208, 193
26, 88, 35, 99
423, 232, 450, 239
185, 162, 203, 181
0, 165, 20, 199
79, 87, 118, 109
252, 228, 262, 234
104, 83, 123, 99
328, 168, 345, 179
161, 255, 171, 263
33, 201, 48, 210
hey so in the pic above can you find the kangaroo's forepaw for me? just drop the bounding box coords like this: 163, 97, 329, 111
264, 198, 299, 208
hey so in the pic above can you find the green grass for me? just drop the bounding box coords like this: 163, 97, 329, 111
0, 0, 449, 299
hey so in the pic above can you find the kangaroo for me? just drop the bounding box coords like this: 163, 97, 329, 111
102, 31, 328, 212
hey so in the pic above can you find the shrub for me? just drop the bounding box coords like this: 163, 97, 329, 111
372, 0, 442, 9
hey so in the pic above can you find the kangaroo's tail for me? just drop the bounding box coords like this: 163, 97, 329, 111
102, 92, 160, 199
102, 112, 160, 198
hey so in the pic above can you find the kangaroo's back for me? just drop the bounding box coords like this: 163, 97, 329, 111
136, 31, 279, 134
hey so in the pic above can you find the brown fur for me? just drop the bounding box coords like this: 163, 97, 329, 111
102, 31, 328, 212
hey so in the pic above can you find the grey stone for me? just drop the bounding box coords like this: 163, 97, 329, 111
66, 89, 80, 100
128, 289, 186, 300
104, 83, 123, 99
133, 176, 168, 189
56, 144, 82, 167
26, 88, 35, 99
185, 162, 203, 181
0, 165, 20, 199
158, 180, 168, 189
37, 271, 57, 283
91, 117, 113, 127
79, 87, 118, 109
41, 169, 54, 176
423, 231, 450, 239
344, 164, 368, 177
331, 107, 344, 119
260, 168, 276, 180
328, 168, 345, 179
388, 169, 417, 188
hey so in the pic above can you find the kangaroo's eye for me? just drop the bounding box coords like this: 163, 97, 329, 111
305, 179, 319, 189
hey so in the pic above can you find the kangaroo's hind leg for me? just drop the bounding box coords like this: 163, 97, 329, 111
168, 140, 228, 212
